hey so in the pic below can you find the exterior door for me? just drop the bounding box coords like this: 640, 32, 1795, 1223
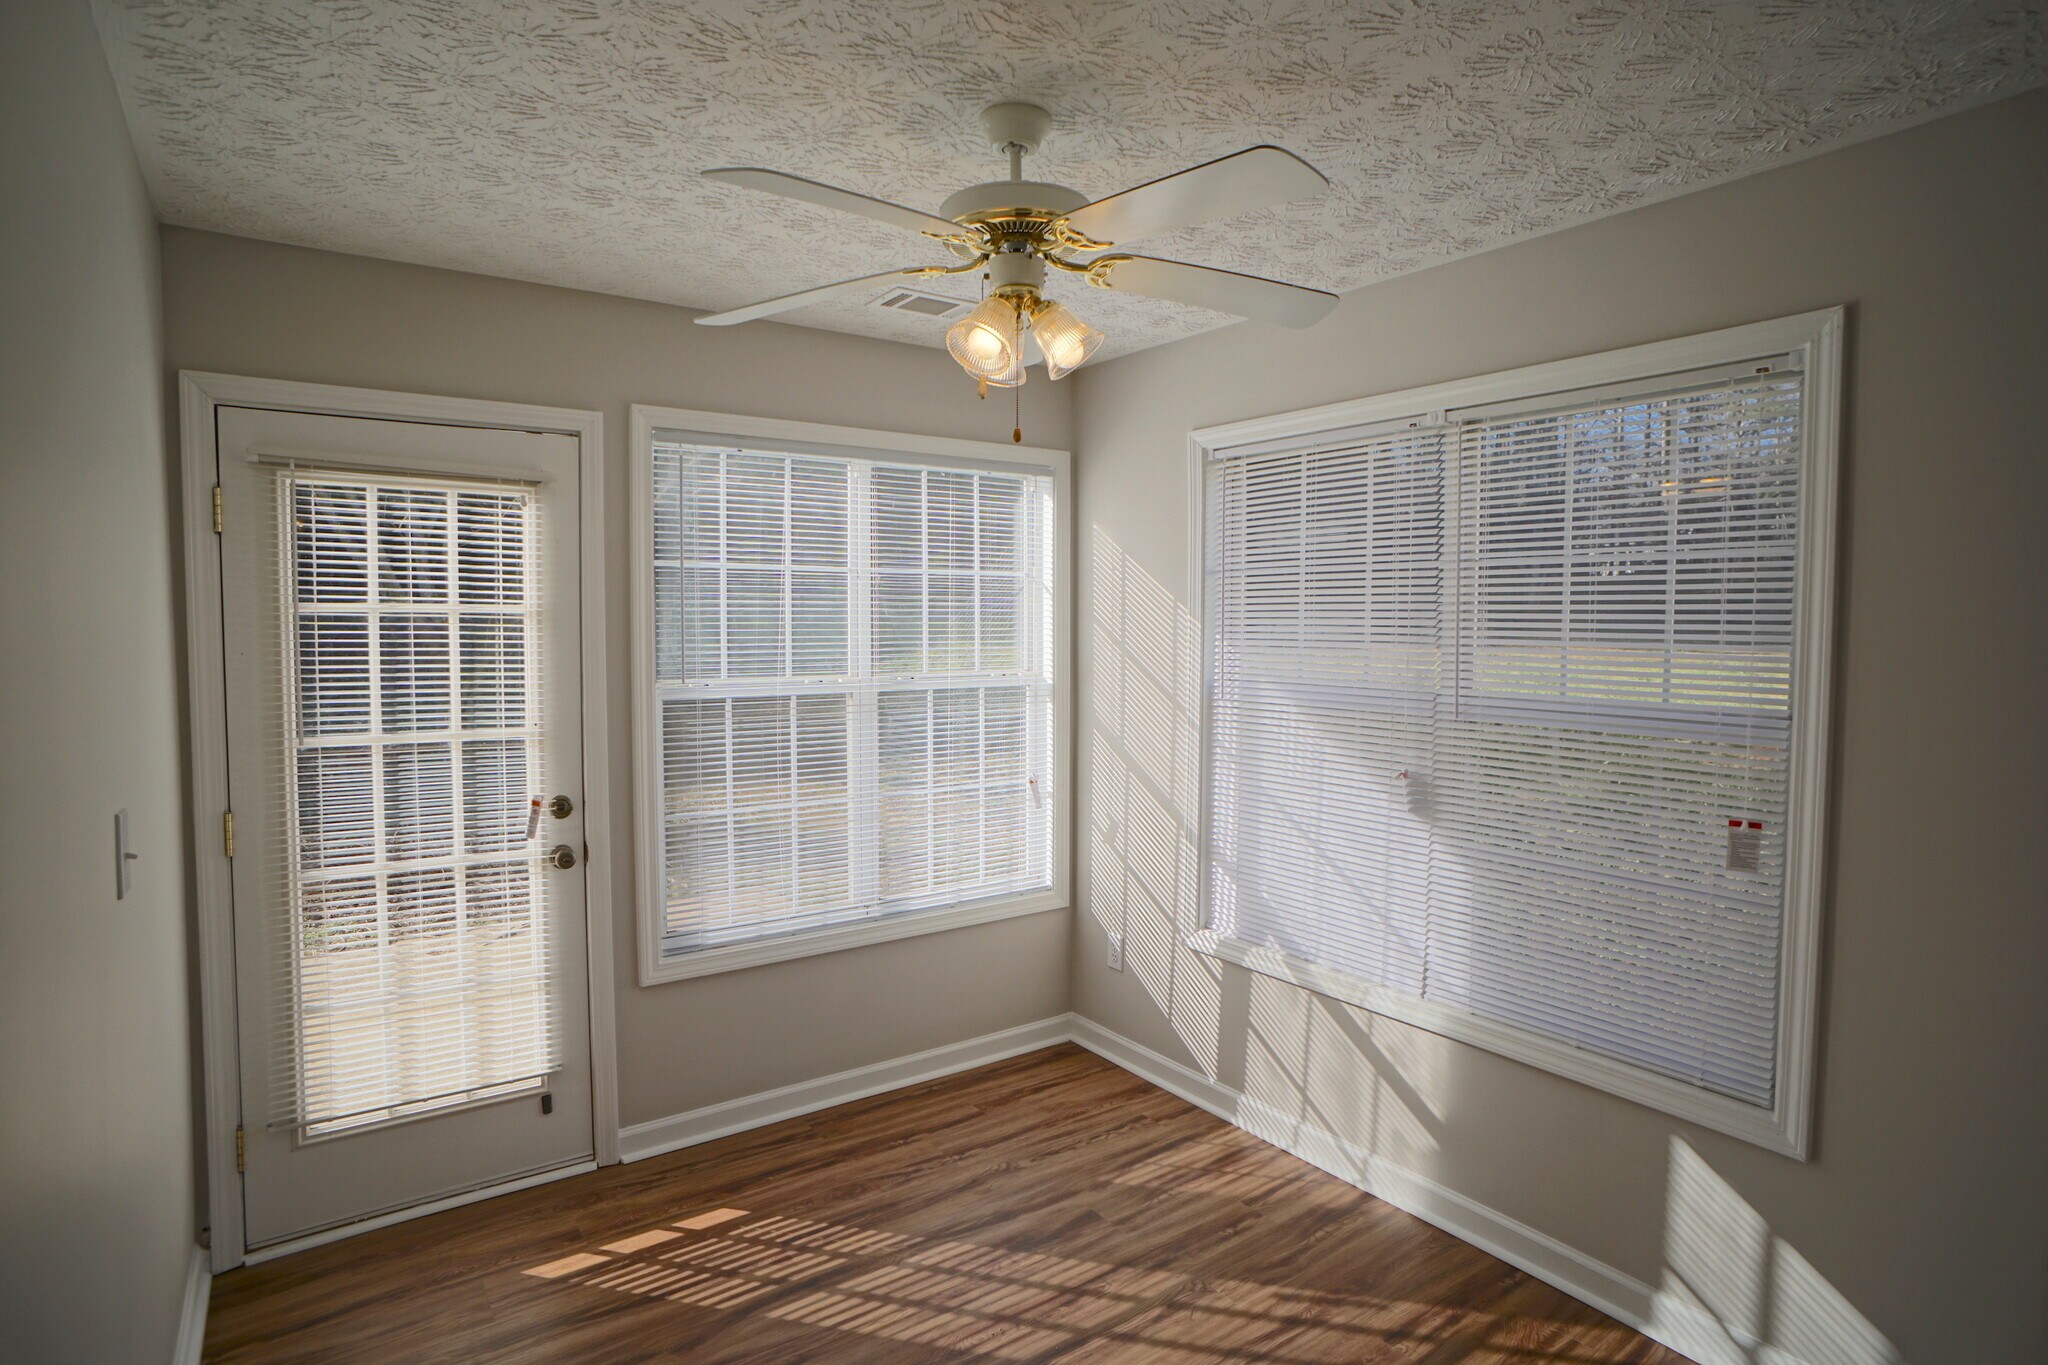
215, 404, 593, 1250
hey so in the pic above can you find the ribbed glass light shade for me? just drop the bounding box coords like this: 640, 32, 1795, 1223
1031, 300, 1104, 380
987, 318, 1026, 388
947, 295, 1025, 385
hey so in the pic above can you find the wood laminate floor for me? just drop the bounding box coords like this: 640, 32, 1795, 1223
205, 1045, 1690, 1363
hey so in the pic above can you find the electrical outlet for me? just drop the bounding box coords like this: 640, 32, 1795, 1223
1106, 933, 1123, 971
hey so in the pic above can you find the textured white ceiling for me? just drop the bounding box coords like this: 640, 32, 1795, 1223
95, 0, 2045, 360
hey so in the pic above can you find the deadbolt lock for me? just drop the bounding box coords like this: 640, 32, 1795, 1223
547, 794, 574, 819
546, 844, 578, 870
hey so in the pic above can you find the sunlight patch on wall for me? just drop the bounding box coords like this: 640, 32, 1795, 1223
1665, 1137, 1772, 1351
1085, 519, 1454, 1172
1659, 1140, 1905, 1365
1085, 525, 1218, 1072
1239, 974, 1443, 1171
1302, 997, 1444, 1165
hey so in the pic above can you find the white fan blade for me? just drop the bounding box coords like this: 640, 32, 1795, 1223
1060, 146, 1328, 248
696, 269, 936, 326
705, 168, 963, 239
1090, 255, 1337, 328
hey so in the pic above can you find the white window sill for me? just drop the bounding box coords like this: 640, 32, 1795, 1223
1188, 929, 1807, 1158
642, 890, 1068, 984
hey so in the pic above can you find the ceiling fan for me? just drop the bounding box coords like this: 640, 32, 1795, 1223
695, 103, 1338, 392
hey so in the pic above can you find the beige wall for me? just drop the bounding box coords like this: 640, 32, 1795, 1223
1067, 90, 2048, 1364
159, 229, 1076, 1130
0, 2, 196, 1361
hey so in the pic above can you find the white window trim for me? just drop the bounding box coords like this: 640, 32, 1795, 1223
1185, 309, 1843, 1158
630, 406, 1072, 985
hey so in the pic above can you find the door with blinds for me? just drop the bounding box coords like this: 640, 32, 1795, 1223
215, 405, 593, 1250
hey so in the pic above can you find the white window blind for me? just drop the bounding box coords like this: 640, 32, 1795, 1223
275, 470, 557, 1136
1204, 369, 1807, 1111
652, 440, 1055, 956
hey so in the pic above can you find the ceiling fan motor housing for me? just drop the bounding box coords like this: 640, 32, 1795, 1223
986, 248, 1047, 298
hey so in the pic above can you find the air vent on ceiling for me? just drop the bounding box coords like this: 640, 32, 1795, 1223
873, 286, 971, 318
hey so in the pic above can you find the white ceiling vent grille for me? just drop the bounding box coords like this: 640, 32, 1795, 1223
873, 287, 971, 318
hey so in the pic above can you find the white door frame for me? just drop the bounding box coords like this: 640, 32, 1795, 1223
179, 372, 620, 1272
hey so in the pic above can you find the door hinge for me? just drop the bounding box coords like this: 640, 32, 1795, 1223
234, 1125, 246, 1174
222, 810, 235, 859
212, 485, 224, 535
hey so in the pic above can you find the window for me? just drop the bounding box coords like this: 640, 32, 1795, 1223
1194, 312, 1839, 1154
633, 410, 1066, 981
278, 469, 556, 1137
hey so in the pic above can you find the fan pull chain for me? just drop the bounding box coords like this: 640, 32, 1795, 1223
1013, 304, 1024, 443
975, 270, 992, 402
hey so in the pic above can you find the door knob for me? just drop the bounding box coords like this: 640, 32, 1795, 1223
546, 844, 578, 870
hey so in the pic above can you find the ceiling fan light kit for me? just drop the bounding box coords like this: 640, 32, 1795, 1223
698, 101, 1339, 396
947, 293, 1025, 387
1029, 299, 1104, 380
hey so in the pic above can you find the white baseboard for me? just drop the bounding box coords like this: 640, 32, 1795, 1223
617, 1015, 1075, 1164
1067, 1016, 1789, 1365
172, 1242, 210, 1365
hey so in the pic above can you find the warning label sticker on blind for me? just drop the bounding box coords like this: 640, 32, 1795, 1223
1726, 819, 1764, 873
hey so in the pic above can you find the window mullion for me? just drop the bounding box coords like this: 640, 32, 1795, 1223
716, 452, 731, 681
1428, 429, 1456, 1003
847, 461, 880, 913
781, 467, 801, 917
442, 488, 474, 1093
360, 483, 396, 1114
